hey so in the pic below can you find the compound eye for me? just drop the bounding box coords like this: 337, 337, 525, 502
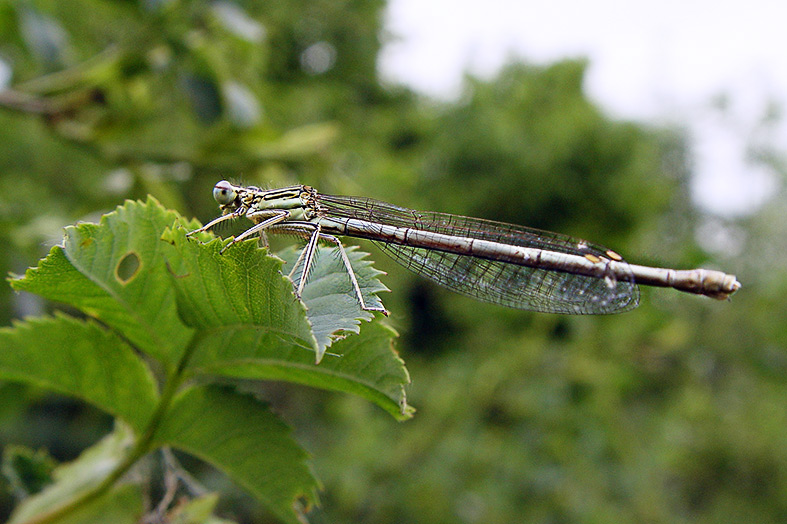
213, 180, 237, 206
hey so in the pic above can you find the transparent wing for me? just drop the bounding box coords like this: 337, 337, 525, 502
317, 194, 639, 314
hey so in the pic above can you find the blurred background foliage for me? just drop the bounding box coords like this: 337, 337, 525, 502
0, 1, 785, 523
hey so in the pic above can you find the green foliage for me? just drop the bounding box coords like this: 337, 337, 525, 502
423, 61, 673, 241
2, 198, 408, 523
14, 200, 194, 369
277, 244, 389, 348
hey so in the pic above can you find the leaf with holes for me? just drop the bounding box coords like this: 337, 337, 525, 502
11, 197, 194, 368
12, 197, 407, 413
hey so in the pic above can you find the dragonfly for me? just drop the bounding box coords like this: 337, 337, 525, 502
187, 180, 741, 315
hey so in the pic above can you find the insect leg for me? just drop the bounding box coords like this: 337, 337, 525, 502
319, 232, 389, 315
220, 210, 290, 254
294, 223, 321, 298
186, 210, 244, 236
266, 221, 388, 315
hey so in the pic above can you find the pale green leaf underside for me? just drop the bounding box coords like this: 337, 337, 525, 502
153, 386, 319, 524
8, 424, 140, 524
278, 244, 389, 350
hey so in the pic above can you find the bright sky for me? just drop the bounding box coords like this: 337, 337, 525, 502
380, 0, 786, 217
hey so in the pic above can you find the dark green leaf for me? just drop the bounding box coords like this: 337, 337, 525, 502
0, 314, 158, 432
153, 386, 319, 524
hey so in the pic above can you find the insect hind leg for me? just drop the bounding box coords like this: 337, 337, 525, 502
266, 222, 388, 315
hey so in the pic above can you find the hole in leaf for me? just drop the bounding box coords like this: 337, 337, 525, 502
115, 252, 141, 284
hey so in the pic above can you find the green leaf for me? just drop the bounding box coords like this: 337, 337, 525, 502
0, 314, 159, 432
162, 227, 389, 362
162, 228, 409, 418
5, 196, 411, 520
153, 386, 319, 524
188, 321, 412, 420
11, 197, 194, 368
8, 424, 140, 524
160, 227, 319, 354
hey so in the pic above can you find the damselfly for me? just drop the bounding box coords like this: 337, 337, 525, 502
187, 181, 741, 315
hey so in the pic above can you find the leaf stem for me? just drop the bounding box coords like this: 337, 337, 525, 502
17, 333, 202, 524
